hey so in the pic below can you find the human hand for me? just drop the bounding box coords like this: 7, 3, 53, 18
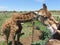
56, 30, 60, 34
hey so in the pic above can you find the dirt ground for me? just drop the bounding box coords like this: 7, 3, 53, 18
20, 29, 41, 45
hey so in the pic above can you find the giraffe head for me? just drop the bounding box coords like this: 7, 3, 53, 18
33, 4, 52, 26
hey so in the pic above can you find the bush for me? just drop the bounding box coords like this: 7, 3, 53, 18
33, 21, 51, 45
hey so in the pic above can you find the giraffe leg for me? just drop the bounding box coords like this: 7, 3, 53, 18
17, 28, 22, 42
10, 30, 15, 45
10, 25, 19, 45
4, 30, 10, 45
17, 33, 20, 42
4, 35, 8, 45
17, 25, 22, 42
11, 34, 15, 45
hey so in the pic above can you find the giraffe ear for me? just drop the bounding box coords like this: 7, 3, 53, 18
33, 12, 38, 16
34, 11, 38, 14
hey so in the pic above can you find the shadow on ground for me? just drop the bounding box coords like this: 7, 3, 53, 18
9, 41, 23, 45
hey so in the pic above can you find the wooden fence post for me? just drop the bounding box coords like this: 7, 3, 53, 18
31, 21, 35, 45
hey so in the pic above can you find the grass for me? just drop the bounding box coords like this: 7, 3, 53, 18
0, 41, 6, 45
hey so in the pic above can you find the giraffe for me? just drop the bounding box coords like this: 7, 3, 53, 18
1, 11, 39, 45
34, 4, 59, 36
34, 4, 58, 25
35, 4, 60, 35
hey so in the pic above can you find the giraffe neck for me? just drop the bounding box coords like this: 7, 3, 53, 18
12, 12, 37, 22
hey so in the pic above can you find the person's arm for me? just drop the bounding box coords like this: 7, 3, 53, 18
51, 24, 60, 34
56, 30, 60, 34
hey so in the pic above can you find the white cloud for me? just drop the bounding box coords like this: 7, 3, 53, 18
0, 6, 8, 11
0, 6, 20, 11
35, 0, 46, 2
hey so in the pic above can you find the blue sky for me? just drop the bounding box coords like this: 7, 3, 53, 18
0, 0, 60, 11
